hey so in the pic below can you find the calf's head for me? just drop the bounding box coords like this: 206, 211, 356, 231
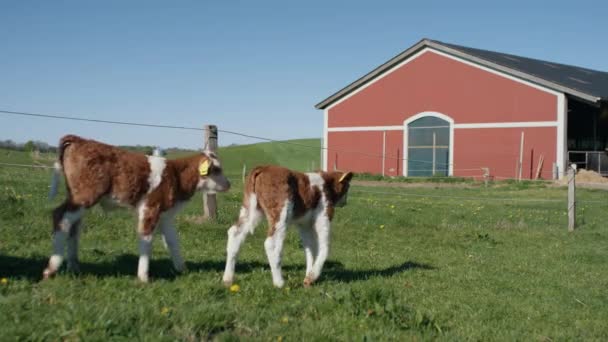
197, 152, 231, 193
327, 171, 354, 207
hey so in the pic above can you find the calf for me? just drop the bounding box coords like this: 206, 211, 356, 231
45, 134, 230, 282
222, 165, 353, 288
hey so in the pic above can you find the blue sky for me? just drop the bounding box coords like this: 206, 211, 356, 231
1, 0, 607, 149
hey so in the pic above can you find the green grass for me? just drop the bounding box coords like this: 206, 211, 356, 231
1, 144, 608, 340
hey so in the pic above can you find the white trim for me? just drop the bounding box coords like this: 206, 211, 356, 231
454, 121, 558, 129
328, 125, 403, 132
403, 112, 454, 177
328, 121, 559, 132
557, 94, 567, 179
323, 109, 328, 171
325, 47, 562, 111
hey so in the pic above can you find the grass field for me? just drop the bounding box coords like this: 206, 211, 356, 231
1, 144, 608, 340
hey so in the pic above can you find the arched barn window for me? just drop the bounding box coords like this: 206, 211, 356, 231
406, 116, 450, 177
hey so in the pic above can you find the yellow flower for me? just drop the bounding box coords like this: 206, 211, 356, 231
160, 307, 171, 315
379, 225, 385, 229
1, 278, 7, 285
390, 205, 395, 209
277, 337, 283, 342
281, 316, 289, 324
230, 284, 240, 293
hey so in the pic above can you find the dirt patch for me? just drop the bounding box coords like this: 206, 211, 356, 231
557, 169, 608, 185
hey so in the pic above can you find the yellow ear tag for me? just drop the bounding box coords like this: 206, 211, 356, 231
199, 160, 210, 176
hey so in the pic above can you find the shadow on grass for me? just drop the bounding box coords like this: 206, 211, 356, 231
321, 260, 435, 283
0, 253, 268, 282
0, 254, 433, 284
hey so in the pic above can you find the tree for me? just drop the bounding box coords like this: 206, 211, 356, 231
23, 141, 35, 152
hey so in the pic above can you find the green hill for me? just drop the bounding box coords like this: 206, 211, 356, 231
0, 138, 322, 176
218, 138, 321, 176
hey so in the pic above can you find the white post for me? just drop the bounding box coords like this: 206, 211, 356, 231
320, 138, 325, 171
552, 162, 559, 180
382, 131, 386, 177
518, 131, 525, 181
242, 163, 247, 183
568, 164, 576, 232
482, 167, 490, 188
432, 132, 437, 176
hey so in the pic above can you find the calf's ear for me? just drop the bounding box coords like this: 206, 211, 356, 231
338, 172, 353, 184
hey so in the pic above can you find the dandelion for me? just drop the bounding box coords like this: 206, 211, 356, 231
1, 278, 7, 285
229, 284, 240, 293
160, 307, 171, 315
379, 225, 385, 229
281, 316, 289, 324
277, 336, 283, 342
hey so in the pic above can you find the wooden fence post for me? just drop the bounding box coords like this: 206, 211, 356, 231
242, 163, 247, 183
567, 164, 576, 232
203, 125, 218, 220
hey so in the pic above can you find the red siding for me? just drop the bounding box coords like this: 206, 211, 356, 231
454, 127, 556, 179
328, 50, 557, 127
328, 131, 402, 175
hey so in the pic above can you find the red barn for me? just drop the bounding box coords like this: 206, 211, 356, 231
316, 39, 608, 179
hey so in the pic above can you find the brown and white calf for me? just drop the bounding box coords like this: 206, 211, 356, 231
222, 165, 353, 288
45, 134, 230, 282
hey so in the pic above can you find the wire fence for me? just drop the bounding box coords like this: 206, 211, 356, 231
0, 160, 606, 207
1, 108, 607, 213
1, 109, 590, 180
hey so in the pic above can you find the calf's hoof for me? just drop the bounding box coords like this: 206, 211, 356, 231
42, 267, 56, 280
303, 276, 314, 288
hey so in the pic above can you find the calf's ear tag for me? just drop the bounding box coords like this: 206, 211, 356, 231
199, 160, 210, 176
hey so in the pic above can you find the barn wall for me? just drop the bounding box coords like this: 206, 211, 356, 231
327, 131, 402, 175
325, 49, 560, 179
328, 50, 557, 127
454, 127, 557, 179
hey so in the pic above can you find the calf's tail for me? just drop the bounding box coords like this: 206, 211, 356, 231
48, 135, 80, 200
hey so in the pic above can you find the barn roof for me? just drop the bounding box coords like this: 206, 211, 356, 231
315, 38, 608, 109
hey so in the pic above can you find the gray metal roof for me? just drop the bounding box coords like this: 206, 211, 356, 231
316, 39, 608, 109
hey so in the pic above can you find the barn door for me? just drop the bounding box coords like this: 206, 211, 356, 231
407, 116, 450, 177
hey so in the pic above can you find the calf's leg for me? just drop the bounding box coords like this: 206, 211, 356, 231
137, 202, 160, 283
264, 201, 292, 288
298, 225, 318, 276
66, 219, 82, 272
223, 201, 263, 286
160, 218, 186, 273
43, 201, 84, 279
303, 215, 331, 287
